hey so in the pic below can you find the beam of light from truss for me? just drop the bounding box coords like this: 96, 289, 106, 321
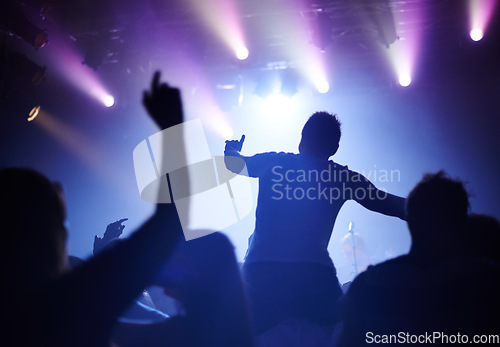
188, 0, 249, 60
167, 54, 234, 140
31, 109, 112, 170
468, 0, 497, 41
267, 0, 330, 94
385, 2, 425, 87
44, 38, 114, 107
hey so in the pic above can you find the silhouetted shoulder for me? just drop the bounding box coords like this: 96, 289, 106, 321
245, 151, 296, 177
342, 255, 500, 344
329, 161, 348, 170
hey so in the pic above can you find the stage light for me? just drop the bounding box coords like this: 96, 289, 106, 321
46, 43, 115, 107
316, 79, 330, 94
295, 46, 330, 96
385, 2, 424, 92
0, 1, 48, 49
236, 46, 249, 60
91, 89, 115, 108
468, 0, 497, 43
189, 0, 247, 65
398, 74, 411, 87
470, 28, 484, 41
103, 95, 114, 107
27, 105, 41, 122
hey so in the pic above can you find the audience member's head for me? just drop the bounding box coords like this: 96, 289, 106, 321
406, 171, 469, 257
0, 168, 68, 284
155, 232, 254, 346
466, 213, 500, 262
299, 111, 341, 159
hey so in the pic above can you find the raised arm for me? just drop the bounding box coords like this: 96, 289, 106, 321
348, 172, 406, 220
224, 135, 248, 175
50, 72, 187, 346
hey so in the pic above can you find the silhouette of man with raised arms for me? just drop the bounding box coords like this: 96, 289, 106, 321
224, 111, 406, 335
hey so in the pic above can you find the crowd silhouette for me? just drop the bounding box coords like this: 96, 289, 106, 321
1, 72, 499, 346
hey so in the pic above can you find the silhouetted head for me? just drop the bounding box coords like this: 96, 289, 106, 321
0, 168, 68, 285
299, 111, 341, 159
406, 171, 469, 255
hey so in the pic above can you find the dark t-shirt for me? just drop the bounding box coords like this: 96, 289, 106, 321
242, 152, 379, 267
339, 255, 500, 346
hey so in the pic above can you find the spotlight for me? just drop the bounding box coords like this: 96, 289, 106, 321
91, 88, 116, 108
103, 95, 114, 107
316, 80, 330, 94
398, 74, 411, 87
0, 1, 48, 49
28, 105, 41, 122
470, 28, 484, 41
236, 46, 249, 60
468, 0, 497, 44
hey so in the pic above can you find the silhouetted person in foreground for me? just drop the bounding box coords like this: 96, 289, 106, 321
465, 213, 500, 263
225, 112, 406, 335
339, 172, 500, 346
91, 219, 170, 324
0, 72, 254, 347
112, 232, 254, 347
0, 175, 180, 346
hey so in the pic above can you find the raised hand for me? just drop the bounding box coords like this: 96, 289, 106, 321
103, 218, 128, 240
93, 218, 128, 255
143, 71, 184, 130
224, 134, 245, 153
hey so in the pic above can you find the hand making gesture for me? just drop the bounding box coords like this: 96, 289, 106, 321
143, 71, 184, 130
